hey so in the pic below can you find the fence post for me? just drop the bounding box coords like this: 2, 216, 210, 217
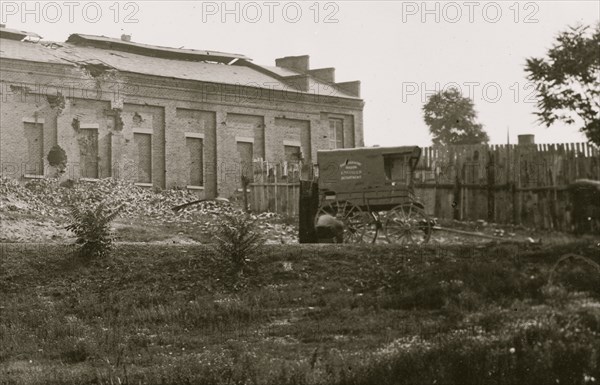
241, 175, 250, 213
452, 149, 461, 221
487, 150, 495, 222
299, 181, 318, 243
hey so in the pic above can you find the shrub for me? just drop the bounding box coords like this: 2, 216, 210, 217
60, 337, 93, 363
47, 144, 68, 177
211, 212, 265, 276
344, 316, 600, 385
553, 263, 600, 297
66, 201, 124, 259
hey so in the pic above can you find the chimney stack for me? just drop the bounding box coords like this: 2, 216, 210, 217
335, 81, 361, 98
518, 134, 535, 145
275, 54, 361, 98
121, 34, 131, 42
275, 55, 309, 73
281, 74, 310, 92
308, 68, 335, 83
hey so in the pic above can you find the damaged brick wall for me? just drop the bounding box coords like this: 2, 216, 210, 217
58, 98, 113, 180
174, 108, 217, 196
275, 118, 312, 162
0, 84, 58, 178
0, 56, 364, 198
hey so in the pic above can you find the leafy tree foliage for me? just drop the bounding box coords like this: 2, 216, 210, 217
423, 88, 489, 146
525, 23, 600, 145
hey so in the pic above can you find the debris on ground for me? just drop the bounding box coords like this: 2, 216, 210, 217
0, 178, 298, 244
1, 178, 592, 245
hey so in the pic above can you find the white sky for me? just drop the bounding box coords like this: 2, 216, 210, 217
1, 0, 598, 146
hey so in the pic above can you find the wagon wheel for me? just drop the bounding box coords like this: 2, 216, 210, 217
384, 204, 432, 245
315, 200, 378, 243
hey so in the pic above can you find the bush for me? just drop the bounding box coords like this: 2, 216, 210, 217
554, 263, 600, 297
211, 212, 264, 276
66, 201, 124, 259
59, 337, 93, 363
388, 259, 549, 311
344, 316, 600, 385
47, 145, 68, 177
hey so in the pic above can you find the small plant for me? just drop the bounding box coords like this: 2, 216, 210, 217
47, 144, 68, 177
66, 201, 124, 259
211, 212, 265, 276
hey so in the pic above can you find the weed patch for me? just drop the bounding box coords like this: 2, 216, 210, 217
1, 242, 599, 384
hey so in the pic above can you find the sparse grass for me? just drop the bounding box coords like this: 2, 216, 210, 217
111, 217, 209, 243
0, 242, 599, 384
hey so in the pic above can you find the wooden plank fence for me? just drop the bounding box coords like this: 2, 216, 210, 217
413, 142, 600, 230
246, 142, 599, 231
245, 160, 316, 217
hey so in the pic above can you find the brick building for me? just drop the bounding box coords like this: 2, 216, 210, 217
0, 27, 364, 198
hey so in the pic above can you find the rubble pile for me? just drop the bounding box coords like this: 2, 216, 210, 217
0, 177, 299, 243
1, 177, 219, 218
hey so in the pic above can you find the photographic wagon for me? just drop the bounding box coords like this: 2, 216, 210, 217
314, 146, 432, 244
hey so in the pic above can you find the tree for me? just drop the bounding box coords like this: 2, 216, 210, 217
525, 23, 600, 145
423, 88, 489, 146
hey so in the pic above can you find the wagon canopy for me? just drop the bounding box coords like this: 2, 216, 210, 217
316, 146, 421, 190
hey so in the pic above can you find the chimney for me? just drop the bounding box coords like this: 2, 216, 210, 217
275, 55, 309, 73
282, 74, 310, 92
518, 134, 535, 145
308, 68, 335, 83
121, 34, 131, 42
335, 81, 361, 98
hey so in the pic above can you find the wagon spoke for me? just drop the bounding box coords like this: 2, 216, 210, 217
389, 211, 402, 224
345, 230, 360, 243
385, 204, 431, 245
341, 202, 351, 221
397, 206, 406, 222
389, 228, 402, 241
406, 205, 413, 221
344, 203, 358, 219
315, 200, 372, 244
396, 232, 407, 245
333, 201, 340, 217
386, 227, 403, 237
315, 199, 381, 244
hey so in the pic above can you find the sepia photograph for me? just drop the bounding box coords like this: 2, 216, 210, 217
0, 1, 599, 384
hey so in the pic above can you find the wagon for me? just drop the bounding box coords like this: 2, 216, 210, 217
314, 146, 432, 244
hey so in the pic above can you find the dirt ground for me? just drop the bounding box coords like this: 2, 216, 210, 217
2, 209, 594, 246
1, 177, 596, 246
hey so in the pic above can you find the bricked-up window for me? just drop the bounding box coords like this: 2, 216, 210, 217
237, 141, 254, 182
134, 133, 152, 184
24, 122, 43, 176
186, 137, 203, 187
79, 129, 99, 179
329, 118, 344, 149
285, 145, 302, 161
